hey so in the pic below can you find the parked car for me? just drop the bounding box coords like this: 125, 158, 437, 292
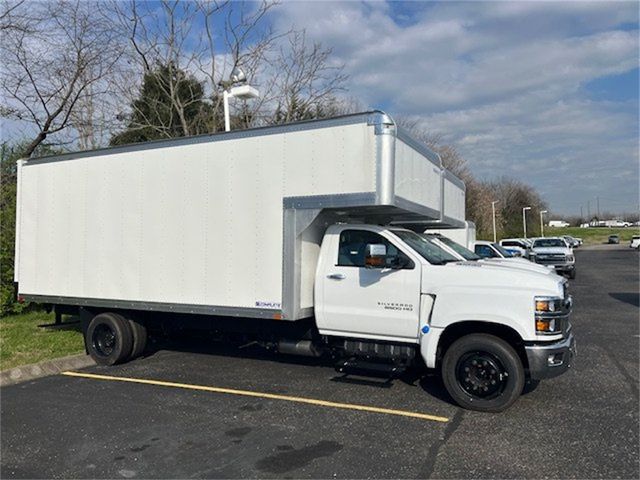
630, 235, 640, 249
562, 235, 581, 248
608, 235, 620, 244
530, 237, 576, 279
473, 240, 556, 273
424, 235, 556, 275
499, 238, 531, 258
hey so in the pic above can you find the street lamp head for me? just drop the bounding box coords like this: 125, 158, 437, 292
230, 67, 247, 84
228, 84, 260, 100
540, 210, 548, 214
523, 206, 531, 211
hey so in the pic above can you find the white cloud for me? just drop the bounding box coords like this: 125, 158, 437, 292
273, 0, 639, 214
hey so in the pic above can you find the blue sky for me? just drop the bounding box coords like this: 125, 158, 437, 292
269, 0, 639, 216
2, 1, 637, 217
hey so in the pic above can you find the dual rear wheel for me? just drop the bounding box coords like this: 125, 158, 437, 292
86, 312, 147, 365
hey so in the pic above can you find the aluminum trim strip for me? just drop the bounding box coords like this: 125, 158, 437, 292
395, 127, 442, 167
443, 169, 466, 191
24, 111, 389, 165
393, 196, 442, 220
283, 192, 378, 209
20, 294, 282, 319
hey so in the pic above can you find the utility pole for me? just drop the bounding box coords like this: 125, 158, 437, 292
491, 200, 499, 243
587, 200, 591, 220
597, 196, 600, 218
580, 205, 583, 219
522, 207, 531, 239
540, 210, 548, 237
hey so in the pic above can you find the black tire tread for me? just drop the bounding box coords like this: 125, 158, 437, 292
128, 317, 147, 360
86, 312, 133, 366
441, 333, 524, 413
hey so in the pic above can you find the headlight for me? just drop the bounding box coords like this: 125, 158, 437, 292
534, 296, 564, 335
535, 297, 563, 313
567, 255, 574, 262
536, 317, 560, 334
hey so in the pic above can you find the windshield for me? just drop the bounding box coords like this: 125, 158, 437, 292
533, 238, 566, 248
493, 243, 514, 257
431, 235, 480, 261
391, 230, 460, 265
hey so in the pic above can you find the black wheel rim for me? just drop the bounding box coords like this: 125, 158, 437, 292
456, 351, 508, 400
92, 324, 117, 357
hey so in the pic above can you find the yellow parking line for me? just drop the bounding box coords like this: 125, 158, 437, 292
61, 371, 449, 423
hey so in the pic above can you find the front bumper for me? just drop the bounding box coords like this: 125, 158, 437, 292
553, 264, 575, 273
525, 333, 576, 380
532, 258, 575, 270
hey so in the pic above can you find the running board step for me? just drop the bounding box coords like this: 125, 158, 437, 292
335, 359, 406, 378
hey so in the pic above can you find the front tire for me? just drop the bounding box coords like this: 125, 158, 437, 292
442, 334, 524, 412
86, 313, 134, 366
568, 269, 576, 279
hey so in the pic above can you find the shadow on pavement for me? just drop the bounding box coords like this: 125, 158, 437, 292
609, 292, 640, 307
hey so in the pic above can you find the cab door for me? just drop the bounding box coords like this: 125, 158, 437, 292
318, 228, 422, 342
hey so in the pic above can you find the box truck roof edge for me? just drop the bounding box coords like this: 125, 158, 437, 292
15, 110, 466, 321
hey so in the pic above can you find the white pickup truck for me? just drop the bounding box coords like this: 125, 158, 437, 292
14, 111, 575, 412
529, 237, 576, 279
425, 234, 555, 276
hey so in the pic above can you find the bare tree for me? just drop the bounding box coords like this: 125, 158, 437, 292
109, 0, 349, 137
109, 0, 281, 136
0, 0, 28, 33
1, 1, 123, 157
486, 177, 547, 238
396, 117, 470, 179
262, 31, 348, 124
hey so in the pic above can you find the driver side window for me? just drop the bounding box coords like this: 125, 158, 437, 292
337, 230, 411, 268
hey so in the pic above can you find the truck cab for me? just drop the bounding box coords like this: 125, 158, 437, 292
315, 224, 575, 412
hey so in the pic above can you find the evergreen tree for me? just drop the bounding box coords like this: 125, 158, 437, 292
111, 63, 213, 145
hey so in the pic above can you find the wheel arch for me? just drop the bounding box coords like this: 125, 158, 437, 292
436, 320, 529, 371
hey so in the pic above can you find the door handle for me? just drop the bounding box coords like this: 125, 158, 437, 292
327, 273, 346, 280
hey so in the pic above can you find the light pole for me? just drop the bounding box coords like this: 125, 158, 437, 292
220, 68, 260, 132
491, 200, 499, 243
539, 210, 548, 237
522, 206, 531, 239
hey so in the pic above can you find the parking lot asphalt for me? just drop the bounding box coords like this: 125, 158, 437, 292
1, 246, 638, 479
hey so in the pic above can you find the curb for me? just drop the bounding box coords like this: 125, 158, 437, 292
0, 353, 95, 387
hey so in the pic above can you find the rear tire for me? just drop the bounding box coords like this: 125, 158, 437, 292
442, 333, 524, 412
86, 313, 133, 366
127, 316, 147, 360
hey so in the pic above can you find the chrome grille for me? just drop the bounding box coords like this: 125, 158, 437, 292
535, 254, 566, 264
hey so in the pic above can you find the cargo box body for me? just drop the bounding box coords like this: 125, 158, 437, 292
14, 112, 465, 320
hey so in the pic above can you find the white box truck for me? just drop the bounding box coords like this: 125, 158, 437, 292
14, 111, 575, 411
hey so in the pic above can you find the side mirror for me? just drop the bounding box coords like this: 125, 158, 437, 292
365, 244, 387, 268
